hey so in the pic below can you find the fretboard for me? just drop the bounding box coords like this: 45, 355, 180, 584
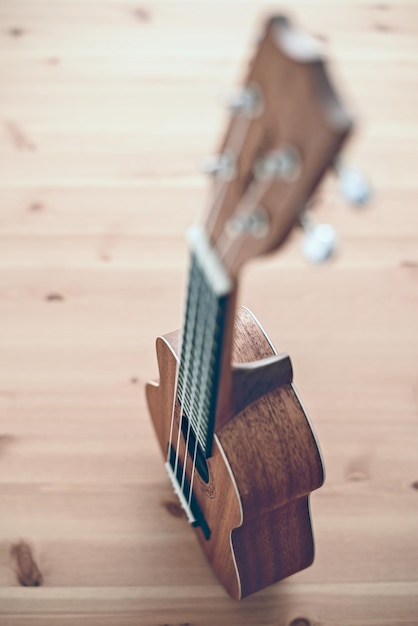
177, 239, 232, 458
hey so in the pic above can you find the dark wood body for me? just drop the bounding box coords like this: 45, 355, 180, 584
146, 307, 324, 599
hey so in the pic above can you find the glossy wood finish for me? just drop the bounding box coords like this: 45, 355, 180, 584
205, 16, 352, 278
146, 307, 323, 599
146, 331, 244, 600
1, 1, 418, 624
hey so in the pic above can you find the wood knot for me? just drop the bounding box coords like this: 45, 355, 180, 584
289, 619, 311, 626
374, 22, 391, 31
347, 471, 367, 482
162, 499, 185, 519
346, 455, 370, 483
5, 121, 36, 151
132, 7, 151, 22
9, 27, 25, 38
0, 434, 14, 451
45, 293, 64, 302
10, 541, 43, 587
29, 202, 44, 212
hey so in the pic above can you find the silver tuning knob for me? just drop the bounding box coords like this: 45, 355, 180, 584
226, 84, 262, 118
200, 151, 235, 180
301, 214, 338, 264
336, 162, 371, 206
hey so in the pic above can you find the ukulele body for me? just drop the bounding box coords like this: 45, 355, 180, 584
146, 306, 324, 600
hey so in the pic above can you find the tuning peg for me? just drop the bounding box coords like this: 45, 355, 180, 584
300, 213, 338, 264
336, 161, 371, 206
226, 206, 270, 240
225, 84, 262, 117
200, 151, 235, 180
254, 145, 301, 182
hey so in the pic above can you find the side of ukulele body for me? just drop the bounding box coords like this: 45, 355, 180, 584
146, 307, 324, 599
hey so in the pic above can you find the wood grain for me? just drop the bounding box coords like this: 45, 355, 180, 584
206, 15, 352, 277
1, 0, 418, 624
146, 308, 323, 598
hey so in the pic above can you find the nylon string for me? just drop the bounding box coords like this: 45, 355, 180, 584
166, 109, 265, 516
187, 174, 272, 507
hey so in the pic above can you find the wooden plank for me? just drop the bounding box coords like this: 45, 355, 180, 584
0, 188, 418, 245
0, 0, 417, 622
1, 583, 418, 626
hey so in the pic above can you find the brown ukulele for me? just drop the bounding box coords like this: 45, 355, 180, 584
146, 15, 354, 600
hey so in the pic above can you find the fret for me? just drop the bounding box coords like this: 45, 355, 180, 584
177, 248, 230, 458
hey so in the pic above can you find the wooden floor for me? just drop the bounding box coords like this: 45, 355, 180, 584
1, 1, 418, 624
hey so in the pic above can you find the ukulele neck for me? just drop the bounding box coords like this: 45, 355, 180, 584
177, 226, 236, 458
175, 14, 354, 460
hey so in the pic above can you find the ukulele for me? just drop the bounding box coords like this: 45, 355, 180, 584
146, 15, 353, 600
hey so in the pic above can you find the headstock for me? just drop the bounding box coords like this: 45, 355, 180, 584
203, 15, 354, 277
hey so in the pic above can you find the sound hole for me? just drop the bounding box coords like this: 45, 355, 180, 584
180, 414, 210, 484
